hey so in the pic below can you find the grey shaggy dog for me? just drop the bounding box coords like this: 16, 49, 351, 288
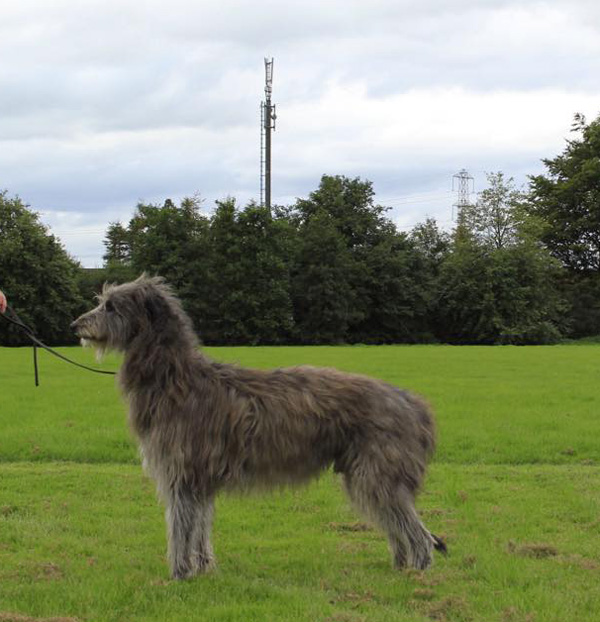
72, 275, 446, 579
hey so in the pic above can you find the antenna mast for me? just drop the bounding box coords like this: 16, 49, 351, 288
260, 57, 276, 212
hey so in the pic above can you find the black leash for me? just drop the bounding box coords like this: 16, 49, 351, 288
0, 305, 117, 386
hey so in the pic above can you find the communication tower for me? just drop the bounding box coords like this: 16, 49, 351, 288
260, 58, 277, 211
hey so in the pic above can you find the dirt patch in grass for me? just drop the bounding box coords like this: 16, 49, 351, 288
337, 540, 369, 554
460, 555, 477, 569
413, 588, 436, 600
421, 508, 452, 518
1, 506, 23, 517
508, 541, 558, 558
558, 554, 599, 570
324, 613, 367, 622
327, 522, 373, 533
406, 568, 447, 587
332, 590, 376, 606
33, 563, 64, 581
420, 596, 471, 621
0, 614, 80, 622
502, 606, 536, 622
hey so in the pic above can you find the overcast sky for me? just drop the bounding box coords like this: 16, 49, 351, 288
1, 0, 599, 267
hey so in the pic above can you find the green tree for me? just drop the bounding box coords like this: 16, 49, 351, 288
110, 196, 213, 336
77, 267, 108, 306
295, 175, 390, 249
101, 222, 136, 284
437, 181, 565, 344
103, 222, 131, 264
128, 197, 209, 283
436, 228, 495, 343
490, 245, 566, 344
200, 197, 245, 343
0, 191, 85, 345
291, 209, 359, 343
410, 218, 451, 266
527, 113, 600, 336
350, 230, 436, 343
528, 113, 600, 272
234, 203, 294, 344
464, 172, 526, 249
292, 175, 429, 343
409, 218, 451, 341
202, 200, 294, 344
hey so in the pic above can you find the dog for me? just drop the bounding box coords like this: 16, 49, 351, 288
72, 275, 446, 579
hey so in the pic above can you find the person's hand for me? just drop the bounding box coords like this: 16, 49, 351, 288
0, 290, 7, 314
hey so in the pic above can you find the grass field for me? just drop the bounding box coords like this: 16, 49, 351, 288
1, 345, 600, 621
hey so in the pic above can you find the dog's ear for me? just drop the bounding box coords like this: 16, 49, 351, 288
144, 289, 170, 328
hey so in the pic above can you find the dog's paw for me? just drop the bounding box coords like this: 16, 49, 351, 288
432, 534, 448, 555
194, 554, 216, 574
171, 556, 216, 580
171, 565, 195, 581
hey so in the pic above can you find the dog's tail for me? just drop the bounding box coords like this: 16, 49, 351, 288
432, 534, 448, 555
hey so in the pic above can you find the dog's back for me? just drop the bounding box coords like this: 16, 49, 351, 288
158, 359, 436, 496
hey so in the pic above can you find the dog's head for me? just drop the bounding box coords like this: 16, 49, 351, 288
71, 274, 184, 355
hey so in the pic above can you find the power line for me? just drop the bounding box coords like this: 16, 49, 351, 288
378, 189, 454, 203
48, 229, 106, 236
382, 193, 454, 207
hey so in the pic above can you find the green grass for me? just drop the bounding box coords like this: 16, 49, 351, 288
3, 345, 600, 465
1, 345, 600, 621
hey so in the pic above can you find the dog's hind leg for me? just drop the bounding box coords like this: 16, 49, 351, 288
190, 496, 215, 574
165, 482, 200, 580
343, 469, 436, 570
381, 487, 436, 570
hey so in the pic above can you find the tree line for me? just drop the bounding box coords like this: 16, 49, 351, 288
1, 113, 599, 346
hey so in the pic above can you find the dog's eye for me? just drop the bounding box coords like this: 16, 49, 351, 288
105, 300, 115, 313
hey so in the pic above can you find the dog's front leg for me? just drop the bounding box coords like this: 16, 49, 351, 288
191, 496, 215, 574
165, 482, 198, 580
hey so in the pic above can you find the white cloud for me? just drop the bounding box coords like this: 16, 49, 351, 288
0, 0, 598, 265
279, 83, 599, 173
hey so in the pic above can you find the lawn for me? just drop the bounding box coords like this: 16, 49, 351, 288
1, 345, 599, 621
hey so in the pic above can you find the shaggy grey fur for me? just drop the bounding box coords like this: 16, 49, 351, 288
72, 275, 446, 579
